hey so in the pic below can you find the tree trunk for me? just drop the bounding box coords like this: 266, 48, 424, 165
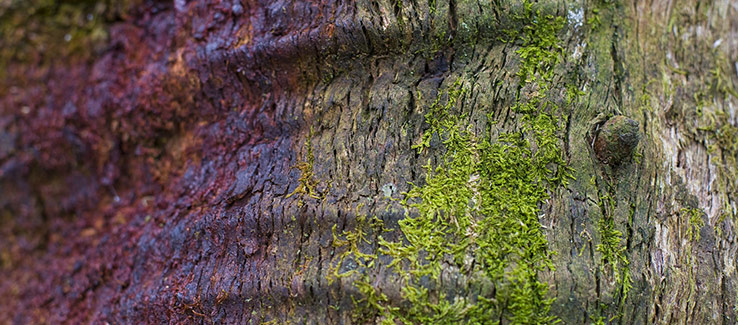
1, 0, 737, 323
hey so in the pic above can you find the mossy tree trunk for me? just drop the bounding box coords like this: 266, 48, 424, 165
1, 0, 737, 323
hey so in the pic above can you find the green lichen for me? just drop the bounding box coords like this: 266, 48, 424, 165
330, 1, 572, 322
579, 0, 636, 317
590, 163, 632, 314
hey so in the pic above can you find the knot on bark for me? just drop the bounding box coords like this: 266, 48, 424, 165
593, 115, 640, 166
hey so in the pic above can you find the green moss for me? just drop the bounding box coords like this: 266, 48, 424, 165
680, 208, 705, 242
591, 167, 632, 313
287, 127, 324, 200
330, 1, 572, 322
513, 0, 565, 87
329, 208, 394, 322
595, 193, 632, 307
586, 8, 602, 30
590, 314, 607, 325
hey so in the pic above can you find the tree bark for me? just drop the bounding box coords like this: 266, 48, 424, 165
1, 0, 737, 323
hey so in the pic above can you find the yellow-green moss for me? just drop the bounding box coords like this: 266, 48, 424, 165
287, 127, 323, 200
595, 192, 632, 308
330, 1, 573, 322
680, 208, 705, 242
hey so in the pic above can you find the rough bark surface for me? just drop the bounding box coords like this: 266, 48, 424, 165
1, 0, 737, 324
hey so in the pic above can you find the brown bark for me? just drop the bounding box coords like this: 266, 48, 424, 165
1, 0, 737, 323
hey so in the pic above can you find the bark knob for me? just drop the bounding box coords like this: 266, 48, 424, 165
594, 115, 640, 166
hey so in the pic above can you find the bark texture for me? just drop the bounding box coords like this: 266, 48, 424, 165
1, 0, 737, 324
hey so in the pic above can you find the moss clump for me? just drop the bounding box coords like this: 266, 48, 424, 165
330, 1, 572, 322
513, 0, 565, 87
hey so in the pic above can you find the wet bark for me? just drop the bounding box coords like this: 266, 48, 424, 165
1, 0, 737, 323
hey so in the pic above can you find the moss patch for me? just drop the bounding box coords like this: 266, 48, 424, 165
594, 189, 632, 308
287, 127, 324, 201
330, 1, 573, 322
680, 208, 705, 242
